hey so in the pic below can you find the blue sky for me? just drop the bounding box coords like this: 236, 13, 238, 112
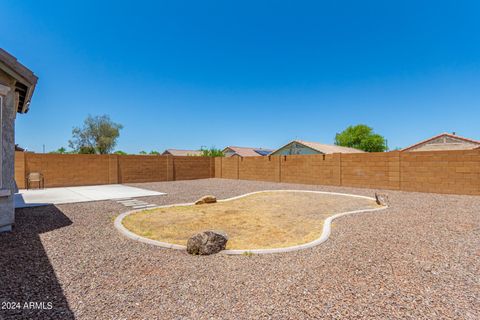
2, 0, 480, 153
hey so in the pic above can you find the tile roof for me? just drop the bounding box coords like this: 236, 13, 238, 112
297, 140, 365, 154
162, 149, 202, 156
222, 146, 274, 157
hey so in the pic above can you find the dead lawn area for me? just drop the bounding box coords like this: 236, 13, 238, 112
122, 191, 380, 250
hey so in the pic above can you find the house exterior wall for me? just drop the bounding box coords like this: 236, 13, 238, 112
0, 70, 16, 232
270, 142, 322, 156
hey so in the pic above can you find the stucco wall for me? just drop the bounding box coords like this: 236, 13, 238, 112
0, 70, 16, 232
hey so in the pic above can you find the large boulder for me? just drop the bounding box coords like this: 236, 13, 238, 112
195, 195, 217, 205
187, 231, 228, 255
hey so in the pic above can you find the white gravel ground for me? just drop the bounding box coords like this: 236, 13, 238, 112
1, 178, 479, 319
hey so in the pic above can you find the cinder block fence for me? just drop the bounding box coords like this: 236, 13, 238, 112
215, 150, 480, 195
15, 150, 480, 195
14, 152, 214, 188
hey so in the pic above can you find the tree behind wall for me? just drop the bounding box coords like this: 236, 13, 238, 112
200, 147, 224, 157
335, 124, 388, 152
69, 115, 123, 154
49, 147, 67, 154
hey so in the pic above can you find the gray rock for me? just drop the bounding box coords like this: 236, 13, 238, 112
187, 230, 228, 255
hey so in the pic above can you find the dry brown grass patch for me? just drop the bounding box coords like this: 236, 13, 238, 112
122, 191, 380, 250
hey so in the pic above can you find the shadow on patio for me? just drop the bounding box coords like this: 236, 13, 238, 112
0, 205, 75, 319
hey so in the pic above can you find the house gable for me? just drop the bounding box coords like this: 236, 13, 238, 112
270, 141, 322, 156
402, 133, 480, 152
222, 147, 237, 157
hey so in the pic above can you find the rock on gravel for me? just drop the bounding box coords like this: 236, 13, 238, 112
195, 195, 217, 205
187, 230, 228, 255
375, 192, 389, 206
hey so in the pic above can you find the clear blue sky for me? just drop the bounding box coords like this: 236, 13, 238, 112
2, 0, 480, 153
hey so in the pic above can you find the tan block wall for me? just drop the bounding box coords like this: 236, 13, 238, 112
215, 150, 480, 195
400, 150, 480, 195
173, 156, 214, 181
221, 157, 240, 179
14, 152, 26, 189
239, 156, 280, 182
214, 157, 222, 178
14, 151, 480, 195
108, 155, 119, 184
341, 152, 400, 190
280, 154, 341, 186
209, 157, 216, 179
24, 153, 112, 187
15, 154, 215, 188
118, 155, 169, 183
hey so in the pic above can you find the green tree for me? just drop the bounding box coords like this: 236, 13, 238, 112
335, 124, 388, 152
139, 150, 147, 155
149, 150, 160, 155
114, 150, 128, 155
49, 147, 67, 154
200, 146, 224, 157
69, 115, 123, 154
78, 146, 96, 154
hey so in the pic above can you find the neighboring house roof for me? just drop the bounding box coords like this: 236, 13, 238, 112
0, 48, 38, 113
222, 146, 274, 157
270, 140, 365, 155
401, 133, 480, 152
162, 149, 202, 156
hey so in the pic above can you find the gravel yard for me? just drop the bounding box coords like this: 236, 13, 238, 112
1, 178, 479, 319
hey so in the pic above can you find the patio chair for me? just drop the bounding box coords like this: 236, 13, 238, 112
26, 172, 44, 190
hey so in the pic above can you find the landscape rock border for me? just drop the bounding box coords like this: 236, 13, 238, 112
114, 190, 389, 255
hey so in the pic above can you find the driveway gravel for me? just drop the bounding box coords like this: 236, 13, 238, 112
1, 178, 479, 319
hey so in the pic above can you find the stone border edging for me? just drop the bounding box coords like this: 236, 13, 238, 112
114, 190, 388, 255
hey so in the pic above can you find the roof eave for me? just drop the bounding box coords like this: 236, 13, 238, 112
0, 49, 38, 114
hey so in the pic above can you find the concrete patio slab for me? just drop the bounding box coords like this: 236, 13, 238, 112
14, 184, 165, 208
